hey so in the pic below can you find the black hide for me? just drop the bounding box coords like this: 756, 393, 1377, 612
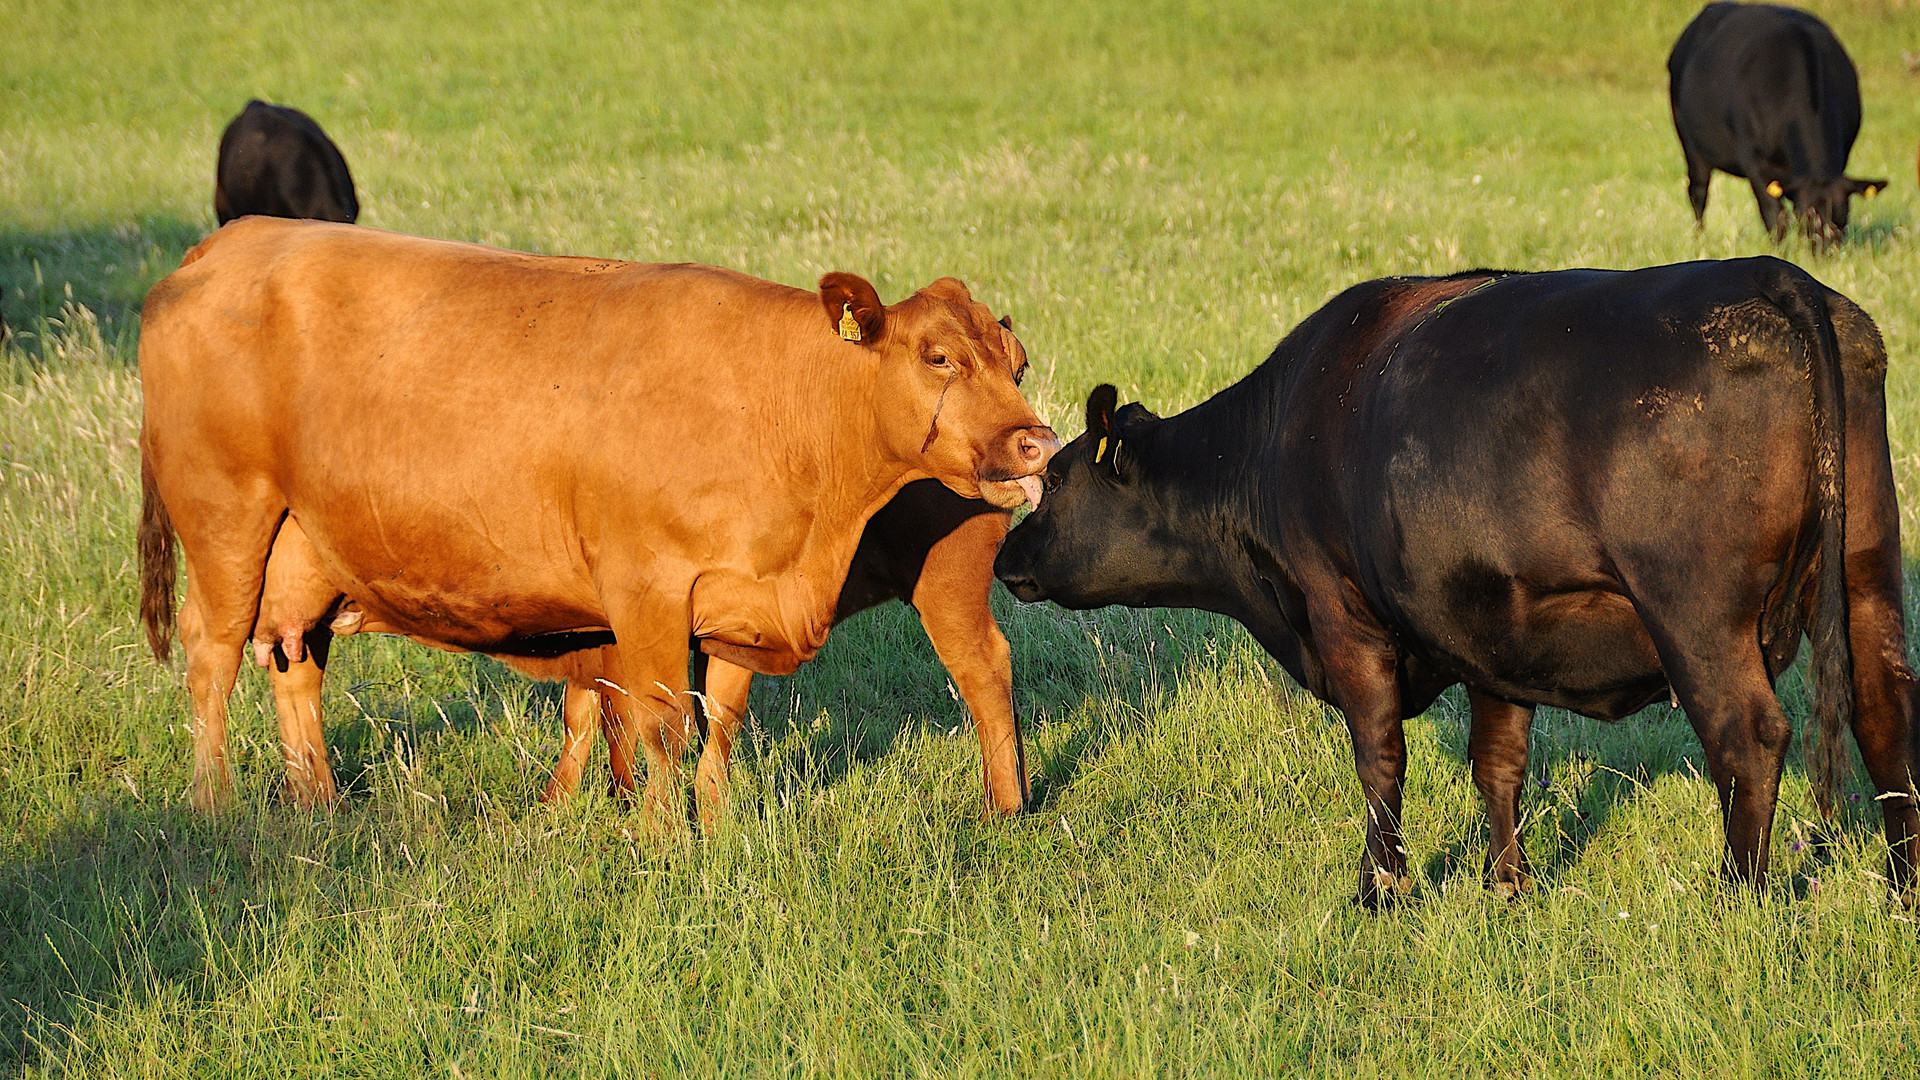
997, 258, 1919, 906
1668, 3, 1885, 243
214, 100, 360, 225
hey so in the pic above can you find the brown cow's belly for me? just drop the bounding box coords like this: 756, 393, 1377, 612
259, 514, 843, 678
342, 572, 604, 649
256, 515, 612, 656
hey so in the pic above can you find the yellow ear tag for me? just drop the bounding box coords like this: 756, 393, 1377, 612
1866, 185, 1879, 198
838, 303, 862, 342
1767, 181, 1784, 198
1094, 436, 1108, 463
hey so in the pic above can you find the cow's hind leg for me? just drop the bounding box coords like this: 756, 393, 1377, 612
268, 629, 336, 807
543, 677, 602, 803
1467, 689, 1534, 897
1843, 555, 1920, 895
179, 571, 251, 812
1658, 632, 1791, 889
176, 517, 280, 813
254, 517, 341, 807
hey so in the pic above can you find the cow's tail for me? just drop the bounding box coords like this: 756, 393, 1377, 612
1764, 263, 1852, 818
139, 453, 178, 663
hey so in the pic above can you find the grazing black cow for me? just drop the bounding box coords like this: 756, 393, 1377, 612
214, 101, 359, 225
996, 258, 1919, 908
1669, 3, 1885, 243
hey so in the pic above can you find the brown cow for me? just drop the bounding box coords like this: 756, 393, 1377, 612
137, 217, 1055, 829
540, 481, 1026, 827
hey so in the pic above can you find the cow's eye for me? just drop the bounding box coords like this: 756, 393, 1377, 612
925, 353, 952, 369
1043, 469, 1063, 493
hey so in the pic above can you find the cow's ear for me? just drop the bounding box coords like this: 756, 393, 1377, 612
1084, 384, 1117, 440
1109, 403, 1160, 477
919, 277, 973, 304
1847, 177, 1889, 199
1084, 384, 1119, 468
819, 273, 886, 345
998, 314, 1013, 331
1114, 402, 1160, 432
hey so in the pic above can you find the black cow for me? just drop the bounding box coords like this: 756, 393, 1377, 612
1669, 3, 1885, 244
996, 258, 1919, 908
214, 101, 359, 225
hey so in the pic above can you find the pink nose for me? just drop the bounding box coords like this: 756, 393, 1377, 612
1017, 429, 1059, 466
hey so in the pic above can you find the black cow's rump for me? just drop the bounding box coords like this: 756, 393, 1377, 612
214, 100, 359, 225
996, 257, 1919, 907
1668, 3, 1885, 243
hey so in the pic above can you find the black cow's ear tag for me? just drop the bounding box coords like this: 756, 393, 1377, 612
1767, 181, 1784, 198
838, 303, 862, 342
1094, 436, 1108, 463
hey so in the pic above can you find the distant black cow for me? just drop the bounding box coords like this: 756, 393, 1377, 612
996, 258, 1919, 908
214, 100, 359, 225
1669, 3, 1885, 243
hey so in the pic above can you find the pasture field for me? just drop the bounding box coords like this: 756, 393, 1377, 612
5, 0, 1920, 1074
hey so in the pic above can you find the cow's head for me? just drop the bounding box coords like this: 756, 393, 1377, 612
1788, 175, 1887, 245
995, 384, 1217, 610
820, 273, 1056, 509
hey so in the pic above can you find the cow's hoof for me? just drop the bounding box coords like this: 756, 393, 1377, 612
1356, 866, 1415, 910
188, 763, 233, 815
283, 785, 340, 812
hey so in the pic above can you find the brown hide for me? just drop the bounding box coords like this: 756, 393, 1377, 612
139, 217, 1054, 820
536, 482, 1029, 824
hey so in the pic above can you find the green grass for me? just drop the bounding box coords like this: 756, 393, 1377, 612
5, 0, 1920, 1075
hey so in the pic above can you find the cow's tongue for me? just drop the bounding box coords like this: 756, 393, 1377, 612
1014, 474, 1043, 508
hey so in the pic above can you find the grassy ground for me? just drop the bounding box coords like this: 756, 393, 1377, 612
4, 0, 1920, 1075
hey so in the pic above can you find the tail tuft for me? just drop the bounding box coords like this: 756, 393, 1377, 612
139, 456, 177, 662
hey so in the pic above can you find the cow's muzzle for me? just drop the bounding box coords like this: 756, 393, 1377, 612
992, 535, 1048, 602
978, 425, 1059, 510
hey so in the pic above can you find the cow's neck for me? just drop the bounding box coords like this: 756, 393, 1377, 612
762, 363, 922, 643
1134, 380, 1297, 620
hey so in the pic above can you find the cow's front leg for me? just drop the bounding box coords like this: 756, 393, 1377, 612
1316, 614, 1410, 909
1347, 705, 1410, 909
691, 653, 755, 832
601, 605, 697, 838
1467, 689, 1534, 897
1682, 145, 1713, 225
1746, 173, 1789, 241
913, 510, 1027, 815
